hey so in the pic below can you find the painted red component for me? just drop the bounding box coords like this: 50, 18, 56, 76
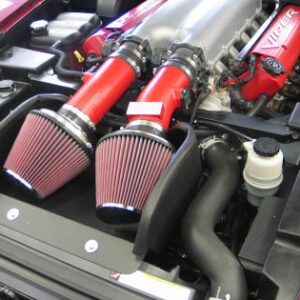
83, 28, 112, 57
0, 0, 45, 34
128, 66, 190, 130
83, 0, 167, 57
82, 72, 94, 84
240, 5, 300, 102
68, 57, 135, 125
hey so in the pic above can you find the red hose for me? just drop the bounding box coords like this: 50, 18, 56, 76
128, 66, 190, 130
68, 57, 135, 124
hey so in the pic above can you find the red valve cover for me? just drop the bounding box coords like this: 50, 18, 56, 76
240, 5, 300, 102
83, 0, 167, 57
0, 0, 45, 35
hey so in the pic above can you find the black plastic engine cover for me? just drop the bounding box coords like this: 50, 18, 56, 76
239, 167, 300, 300
134, 122, 202, 256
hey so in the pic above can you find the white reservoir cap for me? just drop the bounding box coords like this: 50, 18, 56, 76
243, 138, 283, 206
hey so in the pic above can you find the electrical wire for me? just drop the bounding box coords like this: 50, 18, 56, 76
194, 119, 253, 141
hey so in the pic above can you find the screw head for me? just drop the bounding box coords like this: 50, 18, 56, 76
7, 208, 19, 221
84, 240, 99, 253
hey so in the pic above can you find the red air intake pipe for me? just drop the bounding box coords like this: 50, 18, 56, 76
240, 5, 300, 102
83, 0, 167, 57
95, 47, 198, 224
127, 65, 190, 130
4, 43, 142, 199
68, 57, 135, 124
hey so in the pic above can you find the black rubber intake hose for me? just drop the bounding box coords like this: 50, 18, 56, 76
49, 45, 83, 80
30, 42, 83, 80
182, 141, 247, 300
247, 94, 268, 117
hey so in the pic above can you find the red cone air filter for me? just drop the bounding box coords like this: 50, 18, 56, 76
96, 130, 173, 224
4, 110, 91, 198
3, 51, 139, 198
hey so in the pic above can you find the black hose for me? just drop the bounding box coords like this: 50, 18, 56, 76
86, 56, 105, 66
189, 89, 210, 125
247, 94, 268, 117
195, 120, 253, 141
229, 86, 276, 119
229, 86, 253, 112
182, 141, 247, 300
236, 54, 257, 87
0, 93, 68, 136
289, 76, 300, 86
101, 112, 127, 128
31, 42, 83, 80
50, 43, 83, 80
193, 128, 218, 138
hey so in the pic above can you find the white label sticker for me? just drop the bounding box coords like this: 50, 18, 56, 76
127, 102, 163, 116
0, 0, 12, 10
118, 271, 195, 300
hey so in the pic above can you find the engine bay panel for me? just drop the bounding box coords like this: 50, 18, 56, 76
0, 1, 299, 299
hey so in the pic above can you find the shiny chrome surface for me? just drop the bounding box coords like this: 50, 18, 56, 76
40, 109, 92, 150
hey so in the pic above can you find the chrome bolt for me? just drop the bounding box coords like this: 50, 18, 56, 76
84, 240, 99, 253
6, 208, 19, 221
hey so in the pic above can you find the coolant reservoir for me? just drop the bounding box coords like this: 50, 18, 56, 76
243, 138, 283, 207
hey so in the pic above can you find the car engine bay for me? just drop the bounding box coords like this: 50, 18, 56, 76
0, 0, 300, 299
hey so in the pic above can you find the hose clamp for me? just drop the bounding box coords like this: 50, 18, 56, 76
127, 120, 165, 135
163, 44, 205, 81
38, 109, 93, 152
59, 104, 96, 138
110, 42, 144, 77
199, 136, 226, 159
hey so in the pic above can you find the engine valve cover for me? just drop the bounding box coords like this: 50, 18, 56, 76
240, 5, 300, 102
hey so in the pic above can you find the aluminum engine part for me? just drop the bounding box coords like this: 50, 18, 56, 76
127, 0, 262, 70
83, 0, 168, 57
199, 77, 232, 112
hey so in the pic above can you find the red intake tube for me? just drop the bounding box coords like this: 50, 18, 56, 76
128, 66, 190, 130
240, 5, 300, 102
68, 57, 135, 125
83, 0, 167, 57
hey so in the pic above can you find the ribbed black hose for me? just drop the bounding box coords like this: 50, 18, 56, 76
182, 141, 247, 300
247, 94, 268, 117
237, 55, 257, 86
31, 42, 83, 80
195, 120, 253, 141
48, 46, 83, 80
230, 86, 278, 119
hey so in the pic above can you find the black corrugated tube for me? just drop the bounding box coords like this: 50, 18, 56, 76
247, 94, 268, 117
31, 41, 83, 80
50, 41, 83, 80
182, 140, 247, 300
